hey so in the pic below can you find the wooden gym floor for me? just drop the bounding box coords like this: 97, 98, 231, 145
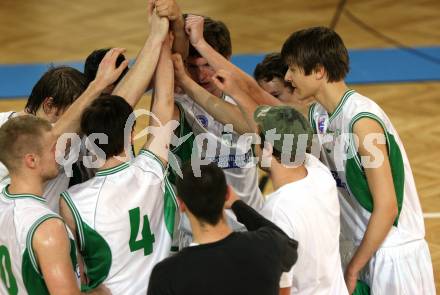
0, 0, 439, 290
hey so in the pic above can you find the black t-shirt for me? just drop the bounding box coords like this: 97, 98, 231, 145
147, 201, 298, 295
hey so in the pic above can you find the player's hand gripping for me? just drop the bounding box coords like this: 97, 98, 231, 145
148, 0, 170, 43
94, 48, 129, 90
154, 0, 181, 21
211, 69, 248, 97
185, 14, 204, 46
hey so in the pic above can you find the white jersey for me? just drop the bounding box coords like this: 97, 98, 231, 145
0, 111, 69, 213
0, 185, 78, 295
309, 90, 425, 248
61, 149, 177, 295
260, 154, 348, 295
175, 94, 263, 210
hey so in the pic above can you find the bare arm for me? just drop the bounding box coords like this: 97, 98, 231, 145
112, 4, 169, 107
172, 53, 251, 134
185, 14, 280, 107
52, 48, 129, 138
154, 0, 189, 59
211, 69, 260, 134
279, 288, 291, 295
344, 118, 398, 293
33, 218, 82, 295
143, 35, 175, 165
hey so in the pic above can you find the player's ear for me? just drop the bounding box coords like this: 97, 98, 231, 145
41, 97, 56, 115
314, 64, 326, 80
23, 153, 38, 169
177, 197, 186, 213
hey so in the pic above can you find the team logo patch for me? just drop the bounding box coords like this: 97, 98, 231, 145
196, 115, 209, 128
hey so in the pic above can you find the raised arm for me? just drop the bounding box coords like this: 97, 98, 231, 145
143, 34, 175, 165
185, 14, 280, 107
154, 0, 189, 59
52, 48, 128, 138
112, 3, 169, 107
172, 53, 251, 134
210, 69, 260, 134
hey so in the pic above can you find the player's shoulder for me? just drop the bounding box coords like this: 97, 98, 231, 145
134, 149, 166, 176
0, 111, 16, 127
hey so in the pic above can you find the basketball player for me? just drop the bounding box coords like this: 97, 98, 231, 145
0, 66, 88, 212
280, 27, 435, 294
59, 34, 177, 294
0, 47, 127, 294
169, 14, 264, 247
209, 63, 349, 294
254, 52, 312, 117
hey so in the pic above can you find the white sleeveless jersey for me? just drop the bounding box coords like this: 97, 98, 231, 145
0, 111, 69, 214
0, 186, 79, 295
61, 149, 177, 295
260, 154, 348, 295
309, 90, 425, 248
175, 94, 263, 210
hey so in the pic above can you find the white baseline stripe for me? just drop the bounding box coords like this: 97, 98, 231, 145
423, 212, 440, 219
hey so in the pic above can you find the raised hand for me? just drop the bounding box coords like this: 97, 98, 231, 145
211, 69, 247, 97
149, 4, 170, 43
184, 14, 204, 46
171, 53, 190, 86
154, 0, 181, 21
94, 48, 129, 90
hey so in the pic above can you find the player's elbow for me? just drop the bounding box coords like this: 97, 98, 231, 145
375, 197, 399, 221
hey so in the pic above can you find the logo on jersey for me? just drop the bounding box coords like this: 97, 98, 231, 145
318, 116, 327, 133
196, 115, 209, 128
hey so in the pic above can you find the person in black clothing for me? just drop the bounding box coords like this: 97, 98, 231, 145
147, 162, 298, 295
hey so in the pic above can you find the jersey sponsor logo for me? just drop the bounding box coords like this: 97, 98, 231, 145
331, 170, 348, 190
196, 115, 209, 128
318, 116, 327, 133
204, 149, 253, 169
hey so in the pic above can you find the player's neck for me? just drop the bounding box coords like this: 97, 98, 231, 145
315, 81, 349, 115
100, 151, 130, 171
8, 174, 45, 197
190, 214, 233, 245
270, 161, 308, 190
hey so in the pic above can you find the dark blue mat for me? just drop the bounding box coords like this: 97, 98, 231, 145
1, 46, 439, 99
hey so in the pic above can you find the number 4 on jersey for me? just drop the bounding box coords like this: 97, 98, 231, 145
128, 207, 155, 256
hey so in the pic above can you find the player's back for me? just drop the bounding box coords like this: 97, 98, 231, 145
62, 149, 177, 295
0, 185, 77, 295
261, 154, 348, 295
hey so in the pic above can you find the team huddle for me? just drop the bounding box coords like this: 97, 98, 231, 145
0, 0, 436, 294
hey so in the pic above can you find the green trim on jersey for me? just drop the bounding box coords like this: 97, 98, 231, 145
95, 162, 130, 176
22, 239, 77, 295
25, 214, 61, 275
60, 192, 112, 291
2, 186, 46, 204
22, 215, 78, 295
328, 89, 356, 124
139, 149, 165, 173
168, 103, 196, 185
164, 177, 178, 237
139, 148, 178, 237
346, 112, 405, 226
308, 103, 317, 132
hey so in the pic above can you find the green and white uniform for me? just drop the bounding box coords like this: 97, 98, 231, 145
0, 111, 69, 214
174, 95, 263, 247
61, 149, 177, 295
0, 185, 79, 295
309, 89, 435, 294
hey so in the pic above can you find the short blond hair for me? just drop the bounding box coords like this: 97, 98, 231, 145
0, 115, 52, 173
